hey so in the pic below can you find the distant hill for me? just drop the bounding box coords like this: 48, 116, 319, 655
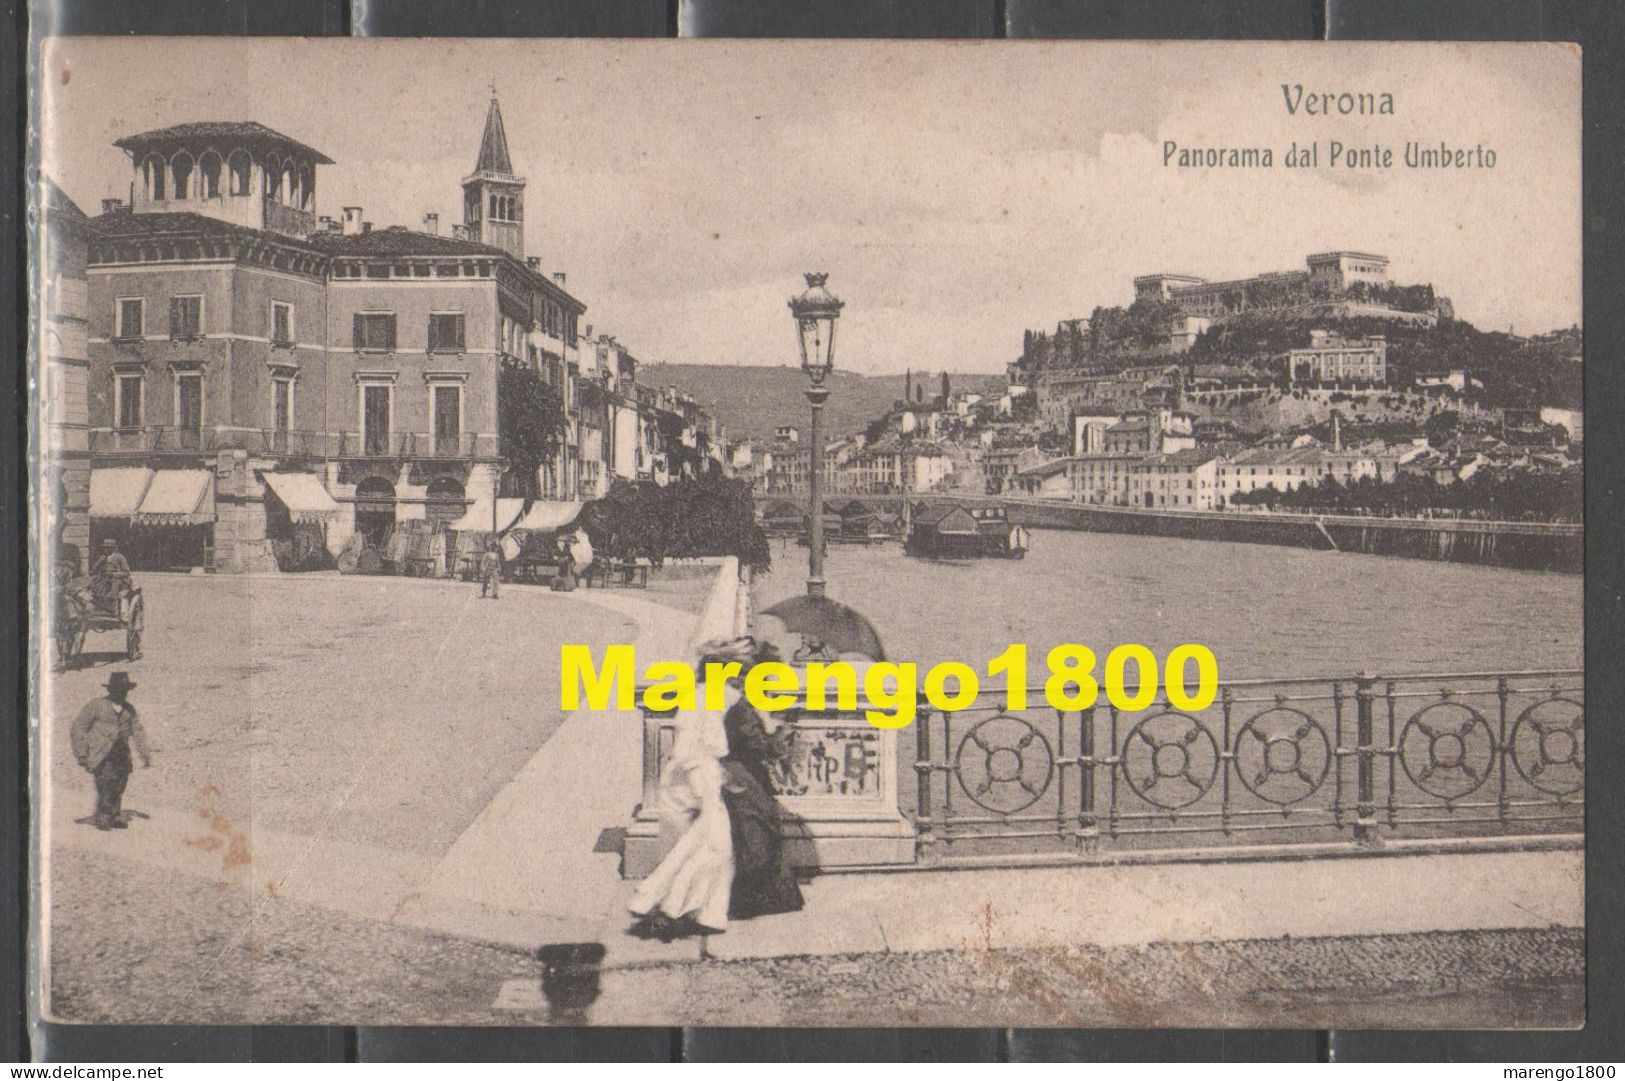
638, 364, 1005, 442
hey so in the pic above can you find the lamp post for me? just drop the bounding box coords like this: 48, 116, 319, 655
789, 272, 843, 599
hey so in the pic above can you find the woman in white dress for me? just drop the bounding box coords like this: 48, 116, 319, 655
627, 639, 750, 941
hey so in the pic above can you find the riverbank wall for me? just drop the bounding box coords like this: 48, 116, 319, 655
984, 498, 1582, 573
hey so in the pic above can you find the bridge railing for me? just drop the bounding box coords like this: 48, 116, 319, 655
914, 669, 1582, 862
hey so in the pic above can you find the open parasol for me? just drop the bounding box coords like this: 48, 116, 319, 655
759, 594, 885, 662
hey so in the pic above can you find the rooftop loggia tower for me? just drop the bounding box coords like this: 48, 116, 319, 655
461, 95, 525, 259
113, 121, 334, 238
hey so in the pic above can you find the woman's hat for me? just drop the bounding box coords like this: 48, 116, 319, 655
697, 636, 756, 668
104, 671, 137, 693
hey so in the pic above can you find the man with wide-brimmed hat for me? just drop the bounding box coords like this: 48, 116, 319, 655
70, 671, 151, 830
90, 538, 132, 616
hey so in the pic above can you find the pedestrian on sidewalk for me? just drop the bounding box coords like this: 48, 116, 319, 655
550, 532, 577, 592
627, 637, 753, 942
478, 539, 502, 599
70, 671, 151, 831
721, 639, 806, 921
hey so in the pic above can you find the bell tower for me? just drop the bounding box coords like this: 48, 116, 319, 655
462, 95, 525, 259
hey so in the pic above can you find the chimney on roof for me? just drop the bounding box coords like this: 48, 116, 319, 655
101, 198, 126, 215
526, 256, 541, 270
451, 223, 470, 240
553, 272, 567, 286
362, 221, 372, 234
584, 325, 593, 339
341, 206, 364, 236
423, 212, 439, 235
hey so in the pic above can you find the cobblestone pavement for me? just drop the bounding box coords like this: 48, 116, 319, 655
48, 847, 1582, 1030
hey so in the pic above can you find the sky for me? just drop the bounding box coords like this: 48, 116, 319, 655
41, 39, 1581, 375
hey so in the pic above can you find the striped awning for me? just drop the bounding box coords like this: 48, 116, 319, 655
262, 472, 341, 524
89, 468, 154, 518
511, 500, 583, 533
134, 469, 215, 525
447, 497, 525, 534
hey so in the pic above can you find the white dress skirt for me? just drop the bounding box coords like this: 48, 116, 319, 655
628, 695, 734, 932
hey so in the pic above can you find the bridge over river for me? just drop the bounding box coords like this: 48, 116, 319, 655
755, 491, 1582, 573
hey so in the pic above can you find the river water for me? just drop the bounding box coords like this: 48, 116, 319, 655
752, 529, 1582, 681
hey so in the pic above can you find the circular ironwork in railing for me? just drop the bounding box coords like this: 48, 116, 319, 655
1233, 705, 1331, 806
953, 714, 1055, 814
1397, 700, 1496, 801
1121, 711, 1220, 810
1508, 695, 1584, 796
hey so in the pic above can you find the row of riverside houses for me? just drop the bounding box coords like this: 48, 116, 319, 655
736, 373, 966, 496
1004, 399, 1525, 510
746, 427, 956, 496
41, 98, 729, 575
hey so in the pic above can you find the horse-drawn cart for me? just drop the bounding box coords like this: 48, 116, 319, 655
56, 580, 144, 666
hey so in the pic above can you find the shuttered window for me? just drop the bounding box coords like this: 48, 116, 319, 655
272, 302, 293, 346
169, 295, 203, 339
116, 374, 143, 429
427, 313, 465, 353
177, 373, 204, 440
116, 298, 144, 340
353, 313, 396, 352
168, 296, 202, 339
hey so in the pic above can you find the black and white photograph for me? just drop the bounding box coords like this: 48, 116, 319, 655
32, 37, 1583, 1029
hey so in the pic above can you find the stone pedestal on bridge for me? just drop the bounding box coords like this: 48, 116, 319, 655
623, 699, 917, 879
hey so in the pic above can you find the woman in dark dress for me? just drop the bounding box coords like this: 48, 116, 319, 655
720, 654, 805, 920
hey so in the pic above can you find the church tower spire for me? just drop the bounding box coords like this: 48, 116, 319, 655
462, 95, 526, 259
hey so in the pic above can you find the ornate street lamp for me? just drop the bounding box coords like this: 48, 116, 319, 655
789, 272, 843, 598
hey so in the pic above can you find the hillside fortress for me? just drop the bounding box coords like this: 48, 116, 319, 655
1134, 251, 1390, 317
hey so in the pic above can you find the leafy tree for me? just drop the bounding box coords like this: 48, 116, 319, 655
586, 474, 772, 574
498, 361, 567, 498
1228, 468, 1580, 521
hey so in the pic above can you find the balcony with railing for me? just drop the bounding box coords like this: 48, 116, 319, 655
334, 431, 491, 460
92, 426, 495, 461
256, 429, 338, 458
91, 426, 218, 455
423, 432, 480, 459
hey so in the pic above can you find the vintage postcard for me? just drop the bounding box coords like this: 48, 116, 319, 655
32, 38, 1582, 1028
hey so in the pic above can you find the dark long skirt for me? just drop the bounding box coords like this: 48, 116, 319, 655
721, 761, 804, 920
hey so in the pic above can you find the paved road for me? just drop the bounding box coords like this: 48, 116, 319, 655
45, 574, 639, 857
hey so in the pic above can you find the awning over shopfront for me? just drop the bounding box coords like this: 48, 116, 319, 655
262, 472, 341, 524
447, 497, 526, 534
511, 500, 584, 533
134, 469, 215, 526
89, 468, 154, 519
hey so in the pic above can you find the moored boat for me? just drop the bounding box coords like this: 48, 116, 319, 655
904, 502, 1028, 559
